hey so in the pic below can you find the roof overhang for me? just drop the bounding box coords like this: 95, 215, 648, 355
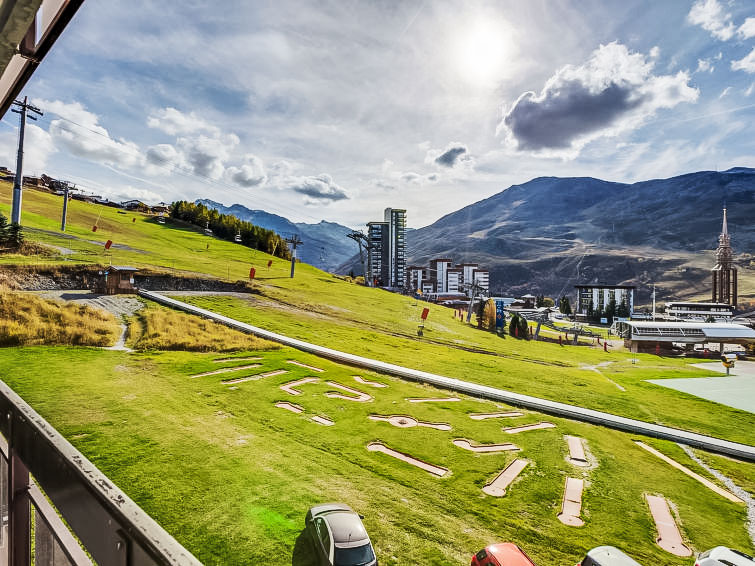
0, 0, 84, 118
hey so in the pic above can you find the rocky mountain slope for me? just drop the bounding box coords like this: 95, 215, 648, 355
340, 168, 755, 307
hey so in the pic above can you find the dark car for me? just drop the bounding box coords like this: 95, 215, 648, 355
471, 543, 537, 566
305, 503, 378, 566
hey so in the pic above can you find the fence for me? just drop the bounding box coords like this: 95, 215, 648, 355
0, 380, 202, 566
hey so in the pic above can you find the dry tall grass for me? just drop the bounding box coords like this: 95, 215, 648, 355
128, 306, 278, 352
0, 290, 120, 346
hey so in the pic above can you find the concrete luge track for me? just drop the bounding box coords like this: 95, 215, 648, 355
139, 290, 755, 462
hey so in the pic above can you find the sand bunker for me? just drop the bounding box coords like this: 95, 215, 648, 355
325, 382, 372, 402
354, 376, 387, 388
213, 357, 262, 363
645, 494, 692, 556
224, 369, 289, 385
275, 402, 304, 414
367, 442, 449, 477
369, 415, 451, 431
483, 459, 528, 496
503, 422, 556, 434
566, 436, 589, 466
311, 415, 334, 426
287, 360, 324, 372
635, 442, 743, 503
406, 397, 461, 403
453, 439, 519, 453
469, 412, 524, 420
280, 377, 320, 395
190, 364, 261, 378
557, 477, 585, 526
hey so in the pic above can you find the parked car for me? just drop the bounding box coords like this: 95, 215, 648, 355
471, 542, 537, 566
696, 546, 755, 566
577, 546, 642, 566
305, 503, 377, 566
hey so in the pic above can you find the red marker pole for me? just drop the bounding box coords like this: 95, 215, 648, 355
421, 307, 429, 321
249, 267, 256, 280
604, 341, 608, 352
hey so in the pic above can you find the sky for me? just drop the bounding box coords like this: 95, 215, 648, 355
2, 0, 755, 229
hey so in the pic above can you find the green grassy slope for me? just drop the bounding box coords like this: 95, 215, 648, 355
1, 183, 753, 444
0, 347, 750, 566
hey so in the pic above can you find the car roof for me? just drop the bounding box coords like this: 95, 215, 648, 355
323, 510, 369, 547
586, 546, 642, 566
486, 543, 536, 566
705, 547, 755, 566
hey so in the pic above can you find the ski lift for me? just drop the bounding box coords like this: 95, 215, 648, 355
234, 232, 242, 243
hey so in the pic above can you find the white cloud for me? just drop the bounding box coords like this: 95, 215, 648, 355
649, 46, 660, 59
738, 17, 755, 39
497, 43, 698, 159
175, 133, 238, 180
746, 82, 755, 97
34, 99, 145, 169
687, 0, 735, 41
225, 154, 267, 187
145, 143, 184, 172
147, 107, 220, 137
719, 86, 732, 99
0, 124, 56, 175
732, 47, 755, 73
696, 58, 714, 73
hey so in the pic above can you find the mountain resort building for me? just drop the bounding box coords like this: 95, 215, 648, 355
575, 284, 635, 319
711, 207, 737, 307
407, 259, 490, 298
366, 208, 406, 288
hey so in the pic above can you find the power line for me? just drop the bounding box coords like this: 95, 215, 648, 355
31, 108, 331, 226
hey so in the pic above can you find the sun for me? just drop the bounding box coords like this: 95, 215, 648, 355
453, 19, 514, 87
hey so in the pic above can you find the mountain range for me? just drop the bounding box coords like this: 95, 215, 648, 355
196, 199, 357, 272
200, 168, 755, 308
339, 168, 755, 307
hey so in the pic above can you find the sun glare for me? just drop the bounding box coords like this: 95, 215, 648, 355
454, 19, 514, 87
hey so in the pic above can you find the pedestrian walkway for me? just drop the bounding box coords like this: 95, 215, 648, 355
139, 290, 755, 462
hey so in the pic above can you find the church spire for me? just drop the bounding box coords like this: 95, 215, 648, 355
722, 206, 728, 237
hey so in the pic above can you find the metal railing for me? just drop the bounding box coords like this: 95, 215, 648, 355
0, 380, 203, 566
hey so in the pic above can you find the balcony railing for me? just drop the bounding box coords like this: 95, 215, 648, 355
0, 381, 203, 566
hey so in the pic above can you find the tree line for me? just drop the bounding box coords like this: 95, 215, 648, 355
170, 201, 291, 260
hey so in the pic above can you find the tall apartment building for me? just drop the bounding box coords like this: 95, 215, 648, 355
367, 208, 407, 288
367, 222, 389, 286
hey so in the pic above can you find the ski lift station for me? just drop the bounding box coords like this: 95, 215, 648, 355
89, 266, 139, 295
612, 320, 755, 353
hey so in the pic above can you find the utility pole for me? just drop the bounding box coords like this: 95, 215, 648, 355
285, 234, 303, 278
465, 281, 481, 323
347, 231, 370, 286
60, 182, 74, 231
10, 97, 43, 225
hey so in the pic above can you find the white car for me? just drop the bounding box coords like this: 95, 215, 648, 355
696, 547, 755, 566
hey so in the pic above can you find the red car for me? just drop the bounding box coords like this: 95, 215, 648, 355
471, 543, 537, 566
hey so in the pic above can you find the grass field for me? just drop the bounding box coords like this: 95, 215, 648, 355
1, 183, 754, 564
168, 294, 755, 445
0, 346, 751, 566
